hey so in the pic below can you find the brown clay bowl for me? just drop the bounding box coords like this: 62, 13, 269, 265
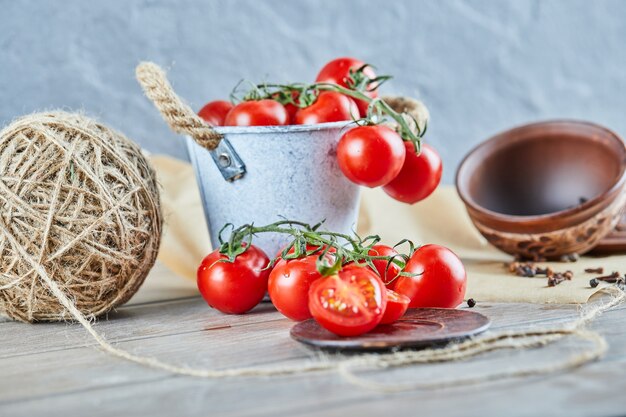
456, 120, 626, 259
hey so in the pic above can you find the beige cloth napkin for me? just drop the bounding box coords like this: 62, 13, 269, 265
151, 155, 624, 304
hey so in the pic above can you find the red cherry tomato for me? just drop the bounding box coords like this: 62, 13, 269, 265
268, 255, 324, 321
368, 244, 402, 285
379, 289, 410, 324
224, 99, 288, 126
315, 57, 378, 116
337, 125, 406, 187
294, 92, 358, 125
308, 265, 387, 337
272, 91, 300, 124
391, 244, 466, 308
197, 245, 270, 314
197, 100, 234, 126
383, 142, 443, 204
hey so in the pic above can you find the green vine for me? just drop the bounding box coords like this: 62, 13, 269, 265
217, 220, 419, 283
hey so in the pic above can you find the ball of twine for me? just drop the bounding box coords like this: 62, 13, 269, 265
0, 111, 162, 322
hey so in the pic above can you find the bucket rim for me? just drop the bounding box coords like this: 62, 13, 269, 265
211, 121, 352, 135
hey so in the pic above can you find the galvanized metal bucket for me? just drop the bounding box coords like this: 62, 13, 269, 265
185, 121, 361, 256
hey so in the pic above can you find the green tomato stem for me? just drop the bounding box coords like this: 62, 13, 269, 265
218, 220, 409, 277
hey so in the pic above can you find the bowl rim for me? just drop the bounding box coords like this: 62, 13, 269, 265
455, 119, 626, 223
212, 120, 352, 135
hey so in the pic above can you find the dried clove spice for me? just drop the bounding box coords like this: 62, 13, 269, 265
523, 265, 535, 277
535, 266, 551, 276
548, 273, 567, 287
595, 271, 621, 282
467, 298, 476, 308
507, 261, 552, 277
588, 272, 626, 289
506, 261, 573, 287
507, 260, 626, 290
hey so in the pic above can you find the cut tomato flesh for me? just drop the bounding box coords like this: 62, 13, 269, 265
308, 266, 387, 337
380, 289, 410, 324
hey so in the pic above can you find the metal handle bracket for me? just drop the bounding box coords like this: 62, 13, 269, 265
209, 139, 246, 182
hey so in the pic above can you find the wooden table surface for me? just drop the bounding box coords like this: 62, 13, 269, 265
1, 263, 625, 417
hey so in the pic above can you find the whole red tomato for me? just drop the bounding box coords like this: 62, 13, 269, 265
337, 125, 406, 187
224, 99, 288, 126
268, 255, 325, 321
197, 100, 234, 126
294, 92, 358, 125
308, 265, 387, 336
391, 244, 466, 308
380, 289, 410, 324
383, 142, 443, 204
315, 57, 378, 116
197, 245, 270, 314
368, 244, 402, 285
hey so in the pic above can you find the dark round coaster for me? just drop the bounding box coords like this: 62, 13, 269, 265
290, 308, 491, 351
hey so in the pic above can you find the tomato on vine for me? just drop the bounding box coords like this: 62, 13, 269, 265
294, 92, 358, 125
271, 90, 300, 124
308, 265, 387, 336
383, 143, 442, 204
368, 244, 403, 285
337, 125, 406, 187
198, 100, 234, 126
197, 244, 270, 314
391, 244, 466, 308
315, 57, 378, 116
224, 99, 288, 126
268, 254, 330, 321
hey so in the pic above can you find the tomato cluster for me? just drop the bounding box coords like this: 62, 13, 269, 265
197, 239, 466, 337
197, 57, 442, 205
198, 57, 370, 127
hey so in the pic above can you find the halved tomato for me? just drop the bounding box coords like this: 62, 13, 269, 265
308, 265, 387, 336
379, 289, 410, 324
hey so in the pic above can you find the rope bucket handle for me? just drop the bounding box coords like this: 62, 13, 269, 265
136, 62, 223, 151
136, 62, 245, 181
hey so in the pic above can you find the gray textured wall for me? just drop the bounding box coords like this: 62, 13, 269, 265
2, 0, 625, 183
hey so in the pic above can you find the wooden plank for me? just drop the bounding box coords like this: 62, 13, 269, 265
0, 299, 284, 358
2, 283, 626, 417
2, 322, 626, 417
0, 300, 589, 359
293, 360, 626, 417
2, 301, 626, 415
